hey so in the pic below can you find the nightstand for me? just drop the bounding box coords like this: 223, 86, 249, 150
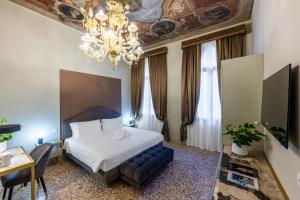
36, 140, 63, 162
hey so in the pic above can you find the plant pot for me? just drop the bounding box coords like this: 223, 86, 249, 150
232, 143, 248, 156
0, 141, 7, 153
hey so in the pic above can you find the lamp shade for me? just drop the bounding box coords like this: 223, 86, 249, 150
0, 124, 21, 134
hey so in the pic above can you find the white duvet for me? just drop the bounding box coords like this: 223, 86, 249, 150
64, 127, 163, 172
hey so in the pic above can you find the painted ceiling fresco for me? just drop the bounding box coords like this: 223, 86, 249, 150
11, 0, 253, 47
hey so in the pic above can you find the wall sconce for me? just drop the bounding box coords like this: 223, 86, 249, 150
36, 131, 45, 145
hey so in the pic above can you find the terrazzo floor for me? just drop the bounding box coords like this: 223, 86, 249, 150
0, 143, 220, 200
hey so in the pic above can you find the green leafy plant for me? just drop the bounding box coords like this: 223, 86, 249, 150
0, 118, 13, 143
223, 123, 265, 147
270, 126, 287, 143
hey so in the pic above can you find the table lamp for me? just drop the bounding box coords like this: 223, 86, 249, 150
37, 131, 45, 145
129, 116, 135, 125
0, 124, 21, 134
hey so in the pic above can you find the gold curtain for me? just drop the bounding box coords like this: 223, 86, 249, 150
180, 45, 201, 141
131, 58, 145, 120
216, 34, 245, 96
148, 53, 169, 141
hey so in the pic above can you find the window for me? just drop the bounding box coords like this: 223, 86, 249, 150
198, 40, 221, 121
140, 58, 156, 118
137, 58, 163, 132
187, 40, 222, 151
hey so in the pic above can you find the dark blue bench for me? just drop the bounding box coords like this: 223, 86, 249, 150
120, 144, 174, 188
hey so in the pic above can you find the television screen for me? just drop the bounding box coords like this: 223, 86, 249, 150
261, 64, 291, 148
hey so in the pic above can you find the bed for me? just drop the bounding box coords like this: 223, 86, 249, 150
61, 107, 163, 185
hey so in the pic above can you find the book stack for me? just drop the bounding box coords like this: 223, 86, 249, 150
226, 156, 260, 190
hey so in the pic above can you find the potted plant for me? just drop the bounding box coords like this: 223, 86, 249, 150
223, 123, 265, 156
0, 119, 13, 152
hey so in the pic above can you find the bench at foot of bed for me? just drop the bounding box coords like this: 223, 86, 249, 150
120, 144, 174, 189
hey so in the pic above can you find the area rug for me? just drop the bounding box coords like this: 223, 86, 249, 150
0, 143, 220, 200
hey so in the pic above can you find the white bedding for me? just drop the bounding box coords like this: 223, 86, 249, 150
64, 127, 163, 172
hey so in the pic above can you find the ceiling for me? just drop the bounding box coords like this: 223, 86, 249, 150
10, 0, 254, 48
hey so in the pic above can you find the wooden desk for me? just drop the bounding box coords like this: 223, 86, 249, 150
0, 147, 35, 200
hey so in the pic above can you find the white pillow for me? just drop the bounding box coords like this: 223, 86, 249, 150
101, 117, 123, 131
70, 119, 101, 138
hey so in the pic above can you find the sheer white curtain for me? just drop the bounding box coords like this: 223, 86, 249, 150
137, 58, 163, 132
187, 40, 222, 152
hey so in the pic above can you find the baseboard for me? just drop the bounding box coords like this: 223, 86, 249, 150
263, 153, 290, 200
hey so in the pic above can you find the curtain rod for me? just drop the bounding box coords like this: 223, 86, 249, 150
140, 46, 168, 59
181, 24, 249, 49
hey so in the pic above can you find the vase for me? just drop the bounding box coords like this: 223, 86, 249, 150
232, 142, 248, 156
0, 141, 7, 153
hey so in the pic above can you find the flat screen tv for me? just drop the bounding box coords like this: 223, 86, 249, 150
261, 64, 291, 148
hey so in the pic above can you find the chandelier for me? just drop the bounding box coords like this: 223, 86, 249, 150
79, 0, 144, 70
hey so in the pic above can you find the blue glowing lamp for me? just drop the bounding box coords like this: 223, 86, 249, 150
36, 131, 45, 145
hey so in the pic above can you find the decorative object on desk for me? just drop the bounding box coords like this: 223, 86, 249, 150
0, 152, 12, 167
0, 141, 8, 153
223, 123, 265, 156
228, 162, 259, 178
230, 157, 251, 167
0, 118, 21, 153
36, 131, 45, 145
227, 170, 259, 190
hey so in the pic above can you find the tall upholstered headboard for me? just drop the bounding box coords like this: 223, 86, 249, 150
60, 70, 122, 140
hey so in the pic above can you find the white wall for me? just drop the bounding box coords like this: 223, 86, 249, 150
252, 0, 300, 199
159, 30, 253, 143
0, 1, 131, 151
221, 55, 264, 148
